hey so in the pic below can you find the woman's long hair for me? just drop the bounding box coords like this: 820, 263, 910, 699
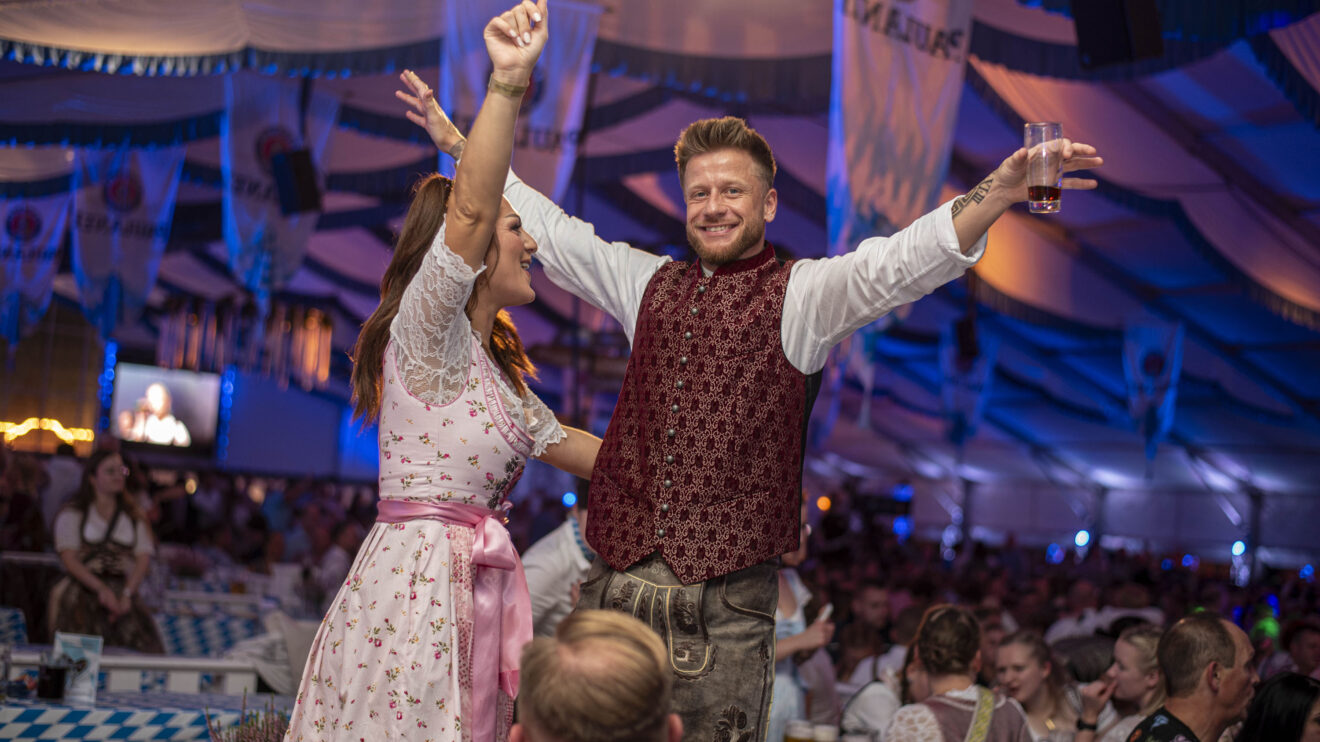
351, 173, 535, 423
67, 448, 147, 524
1238, 672, 1320, 742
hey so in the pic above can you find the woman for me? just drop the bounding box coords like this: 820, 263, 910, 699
887, 605, 1032, 742
285, 3, 599, 741
998, 631, 1118, 741
48, 449, 164, 653
1076, 624, 1163, 742
1237, 671, 1320, 742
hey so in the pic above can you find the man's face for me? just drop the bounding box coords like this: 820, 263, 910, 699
1216, 622, 1259, 725
855, 587, 890, 630
682, 149, 776, 268
1292, 629, 1320, 676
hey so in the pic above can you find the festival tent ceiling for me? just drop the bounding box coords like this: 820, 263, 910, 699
2, 0, 1319, 556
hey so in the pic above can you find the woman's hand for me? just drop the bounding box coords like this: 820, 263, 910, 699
396, 71, 465, 157
1080, 677, 1116, 723
799, 615, 835, 653
97, 586, 123, 619
485, 0, 549, 86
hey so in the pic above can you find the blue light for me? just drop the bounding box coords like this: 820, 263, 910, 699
1182, 554, 1199, 569
1303, 564, 1315, 581
1232, 540, 1246, 557
892, 515, 912, 539
561, 492, 577, 508
892, 483, 913, 502
1046, 543, 1064, 565
1075, 530, 1091, 548
1161, 558, 1173, 571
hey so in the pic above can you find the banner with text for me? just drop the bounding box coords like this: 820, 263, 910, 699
71, 147, 184, 337
439, 0, 601, 203
221, 73, 339, 301
1, 190, 70, 345
827, 0, 973, 254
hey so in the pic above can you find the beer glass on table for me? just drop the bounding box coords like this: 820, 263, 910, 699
1025, 122, 1063, 213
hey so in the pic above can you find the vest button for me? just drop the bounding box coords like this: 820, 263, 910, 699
667, 428, 675, 438
690, 307, 699, 316
660, 503, 670, 513
679, 356, 688, 365
665, 455, 674, 464
657, 528, 665, 537
684, 331, 693, 340
663, 479, 672, 488
671, 404, 679, 413
675, 380, 684, 389
697, 285, 707, 294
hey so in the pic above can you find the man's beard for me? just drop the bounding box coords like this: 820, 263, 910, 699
686, 218, 766, 267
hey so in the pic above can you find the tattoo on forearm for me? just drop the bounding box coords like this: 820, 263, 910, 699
447, 140, 466, 160
951, 176, 993, 219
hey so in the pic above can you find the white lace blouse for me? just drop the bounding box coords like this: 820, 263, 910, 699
388, 222, 565, 457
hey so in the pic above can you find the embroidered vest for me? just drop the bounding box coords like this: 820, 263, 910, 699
587, 247, 813, 584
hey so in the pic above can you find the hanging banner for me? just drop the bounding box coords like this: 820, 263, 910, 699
1123, 321, 1184, 462
827, 0, 973, 254
221, 72, 339, 301
939, 323, 997, 448
71, 147, 184, 338
0, 190, 70, 346
439, 0, 602, 203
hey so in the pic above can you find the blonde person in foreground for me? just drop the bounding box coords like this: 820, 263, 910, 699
284, 3, 602, 741
400, 72, 1103, 742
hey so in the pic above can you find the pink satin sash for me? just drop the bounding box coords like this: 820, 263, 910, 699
376, 499, 531, 742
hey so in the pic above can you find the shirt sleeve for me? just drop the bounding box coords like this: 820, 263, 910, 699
53, 509, 81, 553
521, 388, 568, 458
390, 222, 484, 405
782, 197, 986, 373
133, 519, 156, 556
503, 170, 669, 344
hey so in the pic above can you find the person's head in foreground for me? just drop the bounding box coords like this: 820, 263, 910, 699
1236, 671, 1320, 742
1160, 613, 1259, 728
512, 609, 682, 742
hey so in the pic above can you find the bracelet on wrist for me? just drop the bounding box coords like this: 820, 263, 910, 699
1075, 719, 1098, 732
488, 75, 528, 99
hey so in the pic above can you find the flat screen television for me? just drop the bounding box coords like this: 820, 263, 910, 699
110, 363, 221, 456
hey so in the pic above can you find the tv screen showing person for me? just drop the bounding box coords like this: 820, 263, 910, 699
110, 364, 220, 451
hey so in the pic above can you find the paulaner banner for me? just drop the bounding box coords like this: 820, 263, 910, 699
71, 147, 184, 337
0, 188, 70, 346
439, 0, 602, 203
827, 0, 973, 253
221, 72, 339, 301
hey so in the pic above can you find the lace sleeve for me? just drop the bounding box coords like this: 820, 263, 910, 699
521, 388, 567, 457
391, 222, 484, 405
884, 704, 943, 742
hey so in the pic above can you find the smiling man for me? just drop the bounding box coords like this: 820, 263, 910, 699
402, 78, 1101, 739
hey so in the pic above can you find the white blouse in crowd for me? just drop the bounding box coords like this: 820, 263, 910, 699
388, 221, 565, 456
53, 507, 155, 556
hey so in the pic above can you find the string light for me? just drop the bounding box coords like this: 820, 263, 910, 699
0, 417, 96, 445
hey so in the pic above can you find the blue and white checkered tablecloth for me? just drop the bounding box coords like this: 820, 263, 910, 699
153, 614, 261, 657
0, 691, 291, 741
0, 606, 28, 644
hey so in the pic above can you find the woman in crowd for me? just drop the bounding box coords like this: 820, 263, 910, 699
1236, 671, 1320, 742
285, 2, 601, 741
48, 448, 164, 653
1076, 624, 1164, 742
997, 631, 1111, 740
887, 605, 1032, 742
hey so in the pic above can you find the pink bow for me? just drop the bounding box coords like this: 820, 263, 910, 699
377, 499, 531, 742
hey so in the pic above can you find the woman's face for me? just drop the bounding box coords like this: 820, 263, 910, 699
91, 454, 126, 497
1302, 697, 1320, 742
997, 642, 1050, 705
482, 199, 538, 309
146, 383, 170, 415
1105, 639, 1157, 703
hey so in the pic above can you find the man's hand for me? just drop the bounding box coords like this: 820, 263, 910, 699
960, 139, 1103, 217
396, 70, 465, 158
484, 0, 548, 86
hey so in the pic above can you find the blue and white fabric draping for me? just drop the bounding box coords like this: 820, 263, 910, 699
71, 147, 184, 338
939, 326, 998, 448
220, 72, 339, 300
826, 0, 974, 254
0, 150, 72, 346
1123, 321, 1185, 462
439, 0, 602, 203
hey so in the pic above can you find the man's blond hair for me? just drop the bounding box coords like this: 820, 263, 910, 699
517, 610, 672, 742
673, 116, 777, 191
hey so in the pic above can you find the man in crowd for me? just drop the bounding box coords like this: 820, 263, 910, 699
512, 610, 681, 742
1260, 618, 1320, 680
1128, 613, 1258, 742
522, 496, 594, 638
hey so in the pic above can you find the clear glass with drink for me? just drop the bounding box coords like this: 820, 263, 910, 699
785, 720, 814, 742
1024, 122, 1063, 213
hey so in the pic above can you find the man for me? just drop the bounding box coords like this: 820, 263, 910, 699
40, 444, 81, 531
1128, 613, 1259, 742
398, 73, 1101, 738
839, 581, 894, 693
522, 498, 594, 637
1044, 579, 1101, 643
1260, 618, 1320, 680
512, 609, 682, 742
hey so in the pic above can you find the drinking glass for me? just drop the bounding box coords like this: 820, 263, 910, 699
1024, 122, 1063, 213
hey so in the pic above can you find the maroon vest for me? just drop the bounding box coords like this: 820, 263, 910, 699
587, 247, 811, 584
